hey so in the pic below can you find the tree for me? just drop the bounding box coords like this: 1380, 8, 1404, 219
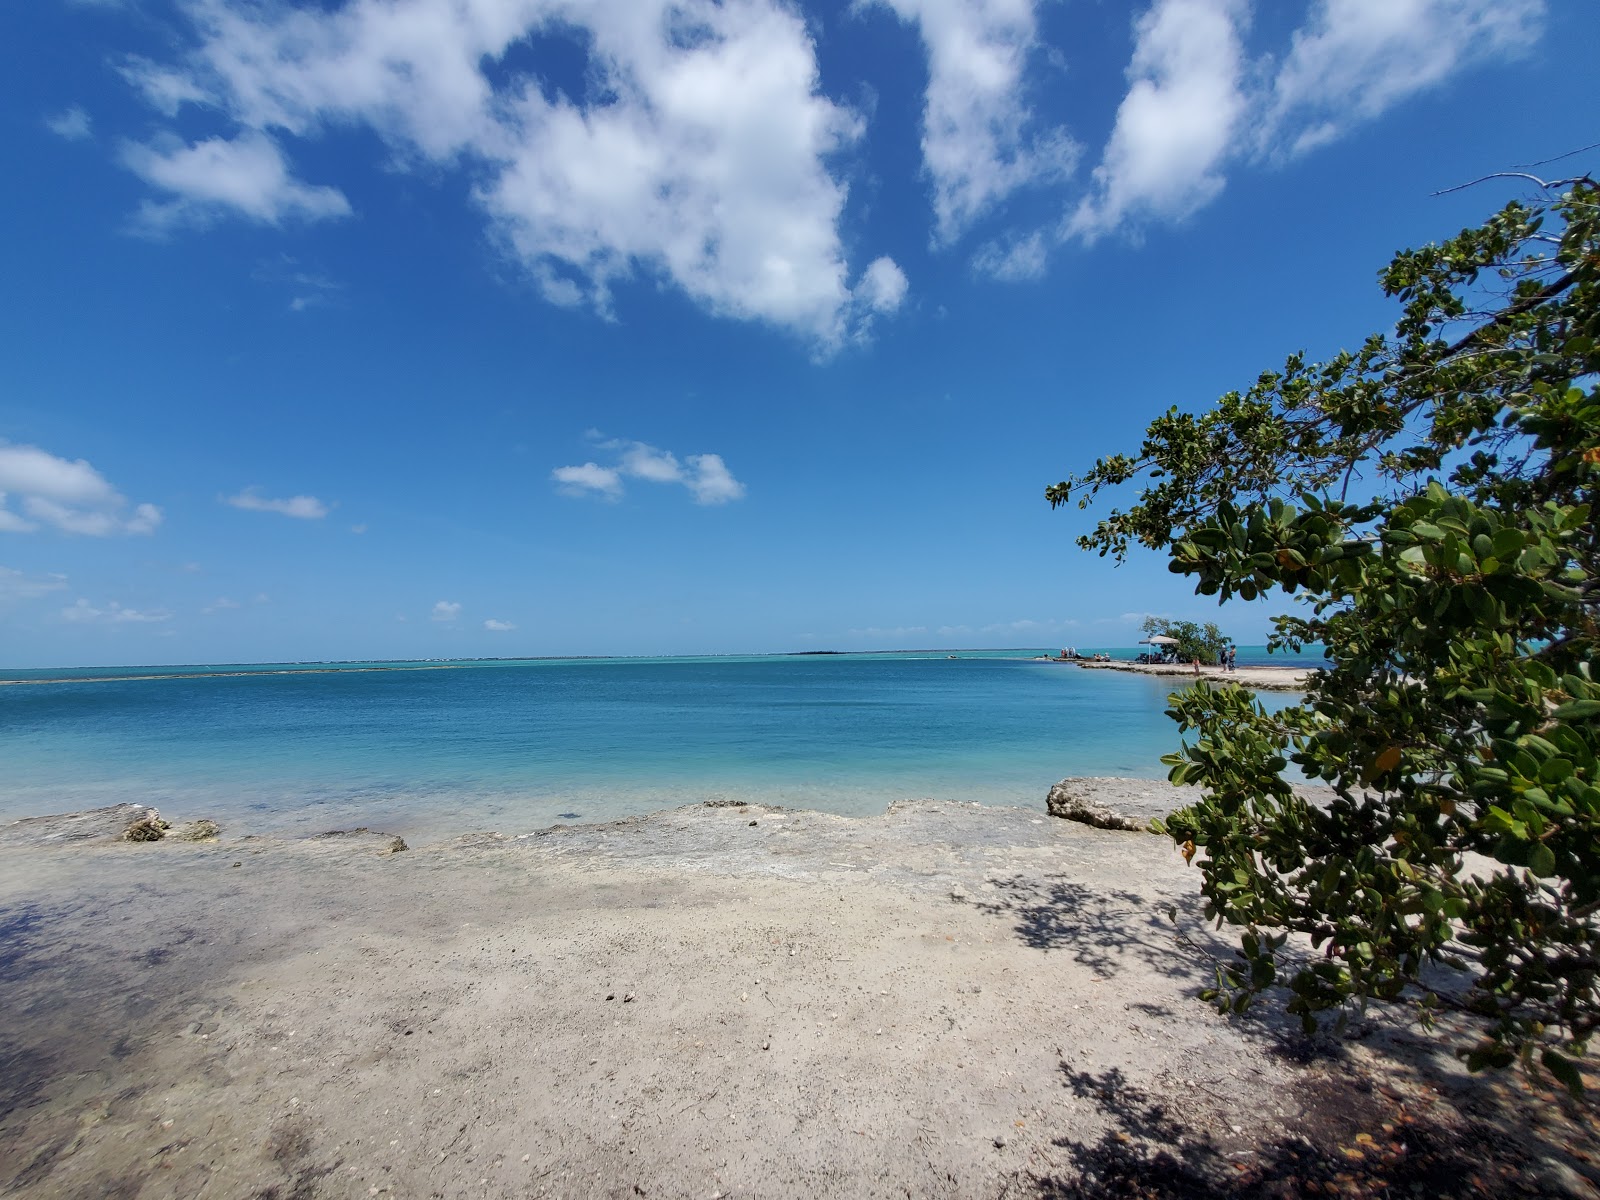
1048, 175, 1599, 1091
1141, 616, 1228, 665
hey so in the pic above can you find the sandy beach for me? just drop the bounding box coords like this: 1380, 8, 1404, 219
1065, 660, 1314, 692
1, 792, 1594, 1198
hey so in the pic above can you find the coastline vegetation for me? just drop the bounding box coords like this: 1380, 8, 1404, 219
1050, 174, 1599, 1090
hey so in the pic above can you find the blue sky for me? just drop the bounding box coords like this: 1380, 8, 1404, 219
0, 0, 1592, 667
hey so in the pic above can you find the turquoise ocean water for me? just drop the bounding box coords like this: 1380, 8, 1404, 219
0, 647, 1312, 842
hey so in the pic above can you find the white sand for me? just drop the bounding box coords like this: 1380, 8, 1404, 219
0, 797, 1592, 1198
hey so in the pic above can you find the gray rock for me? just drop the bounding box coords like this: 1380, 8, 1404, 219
1045, 780, 1156, 831
0, 805, 166, 849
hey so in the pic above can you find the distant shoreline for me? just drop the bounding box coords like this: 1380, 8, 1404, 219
0, 664, 463, 687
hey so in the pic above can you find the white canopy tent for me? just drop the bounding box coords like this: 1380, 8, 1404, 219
1139, 635, 1180, 646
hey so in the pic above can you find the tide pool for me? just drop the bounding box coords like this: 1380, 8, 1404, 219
0, 649, 1310, 841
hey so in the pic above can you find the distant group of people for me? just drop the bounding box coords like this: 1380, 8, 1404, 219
1217, 645, 1238, 672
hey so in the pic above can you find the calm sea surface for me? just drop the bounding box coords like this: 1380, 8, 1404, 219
0, 647, 1312, 841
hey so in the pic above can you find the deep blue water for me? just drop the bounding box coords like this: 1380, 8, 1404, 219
0, 648, 1312, 841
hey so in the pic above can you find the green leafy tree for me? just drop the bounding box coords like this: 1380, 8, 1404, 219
1048, 175, 1599, 1090
1141, 616, 1228, 665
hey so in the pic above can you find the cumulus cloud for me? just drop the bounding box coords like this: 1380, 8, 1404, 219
0, 441, 162, 536
877, 0, 1078, 243
62, 598, 174, 624
223, 487, 331, 519
110, 0, 903, 350
1065, 0, 1543, 246
1069, 0, 1247, 244
553, 436, 746, 505
121, 132, 351, 232
432, 600, 462, 622
855, 257, 909, 314
484, 618, 517, 632
0, 567, 69, 600
44, 107, 93, 141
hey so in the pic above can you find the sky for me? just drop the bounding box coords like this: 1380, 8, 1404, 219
0, 0, 1594, 667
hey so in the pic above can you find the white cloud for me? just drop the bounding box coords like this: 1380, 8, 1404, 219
62, 598, 174, 624
121, 132, 351, 231
0, 441, 162, 537
45, 107, 93, 141
855, 257, 909, 314
202, 596, 242, 613
552, 462, 624, 502
878, 0, 1078, 243
1065, 0, 1543, 246
682, 454, 746, 505
484, 618, 517, 631
554, 436, 746, 505
119, 57, 211, 117
1260, 0, 1544, 158
113, 0, 903, 351
432, 600, 462, 622
0, 567, 69, 600
1068, 0, 1247, 244
223, 488, 331, 519
971, 229, 1049, 281
350, 523, 367, 534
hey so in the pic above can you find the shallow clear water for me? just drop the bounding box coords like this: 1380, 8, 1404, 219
0, 648, 1310, 841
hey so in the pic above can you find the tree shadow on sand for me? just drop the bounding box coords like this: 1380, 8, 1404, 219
966, 873, 1234, 982
963, 874, 1600, 1198
1020, 1061, 1598, 1199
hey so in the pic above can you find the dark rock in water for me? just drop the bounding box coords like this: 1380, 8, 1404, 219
386, 836, 408, 854
1044, 780, 1152, 832
124, 815, 171, 842
702, 799, 749, 809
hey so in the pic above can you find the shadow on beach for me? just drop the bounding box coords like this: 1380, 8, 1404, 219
967, 875, 1600, 1199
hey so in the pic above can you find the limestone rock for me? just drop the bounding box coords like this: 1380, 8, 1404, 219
1044, 781, 1149, 831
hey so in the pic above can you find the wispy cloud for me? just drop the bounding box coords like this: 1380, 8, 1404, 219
553, 436, 747, 506
202, 597, 242, 614
121, 132, 351, 233
0, 566, 69, 600
61, 598, 173, 624
1003, 0, 1542, 270
44, 107, 93, 141
0, 441, 162, 536
431, 600, 462, 622
1259, 0, 1543, 159
222, 488, 331, 519
484, 618, 516, 632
